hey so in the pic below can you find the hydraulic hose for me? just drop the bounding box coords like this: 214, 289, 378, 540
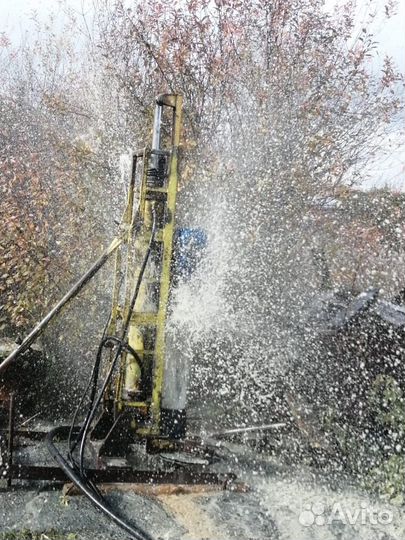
78, 208, 157, 477
67, 337, 117, 502
67, 338, 106, 461
49, 208, 158, 540
68, 337, 144, 462
46, 426, 155, 540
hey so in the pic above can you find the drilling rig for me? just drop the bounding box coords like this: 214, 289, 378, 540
91, 92, 188, 451
0, 94, 237, 540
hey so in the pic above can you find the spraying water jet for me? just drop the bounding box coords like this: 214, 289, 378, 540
0, 94, 244, 540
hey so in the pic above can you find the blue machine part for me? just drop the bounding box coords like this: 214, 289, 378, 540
173, 228, 207, 280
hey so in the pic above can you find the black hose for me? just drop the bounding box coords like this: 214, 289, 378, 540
46, 426, 155, 540
78, 343, 121, 477
77, 209, 157, 477
48, 209, 158, 539
66, 341, 113, 501
68, 337, 127, 459
67, 214, 144, 463
67, 337, 105, 461
69, 337, 145, 482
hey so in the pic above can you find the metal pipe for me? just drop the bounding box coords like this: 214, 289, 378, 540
210, 423, 287, 439
151, 104, 162, 171
151, 104, 162, 152
0, 236, 123, 374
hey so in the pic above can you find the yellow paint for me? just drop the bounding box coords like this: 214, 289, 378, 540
151, 94, 183, 430
123, 325, 143, 396
107, 94, 183, 439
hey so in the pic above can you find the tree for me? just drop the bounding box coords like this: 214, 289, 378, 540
0, 0, 403, 423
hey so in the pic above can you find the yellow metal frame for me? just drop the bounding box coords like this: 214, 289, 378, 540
150, 94, 183, 431
107, 94, 183, 436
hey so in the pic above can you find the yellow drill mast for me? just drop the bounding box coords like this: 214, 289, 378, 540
96, 94, 184, 448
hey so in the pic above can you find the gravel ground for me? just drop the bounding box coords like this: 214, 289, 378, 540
0, 482, 277, 540
2, 456, 405, 540
1, 426, 405, 540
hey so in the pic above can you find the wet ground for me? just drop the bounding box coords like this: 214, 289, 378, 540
1, 445, 405, 540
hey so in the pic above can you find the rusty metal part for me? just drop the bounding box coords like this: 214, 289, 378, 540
62, 481, 248, 497
0, 423, 233, 487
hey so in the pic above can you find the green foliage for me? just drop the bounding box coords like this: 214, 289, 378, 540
366, 456, 405, 505
369, 375, 405, 433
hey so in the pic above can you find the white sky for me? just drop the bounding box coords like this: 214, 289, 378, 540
0, 0, 404, 189
1, 0, 403, 68
374, 0, 405, 73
